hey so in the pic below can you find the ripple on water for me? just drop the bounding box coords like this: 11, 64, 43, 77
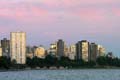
0, 69, 120, 80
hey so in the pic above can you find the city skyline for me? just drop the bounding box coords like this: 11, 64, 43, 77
0, 32, 117, 57
0, 0, 120, 57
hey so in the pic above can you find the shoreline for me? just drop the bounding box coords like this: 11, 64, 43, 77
0, 67, 120, 72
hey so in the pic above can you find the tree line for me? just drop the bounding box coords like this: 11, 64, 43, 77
0, 55, 120, 69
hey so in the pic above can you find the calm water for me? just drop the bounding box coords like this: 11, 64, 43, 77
0, 69, 120, 80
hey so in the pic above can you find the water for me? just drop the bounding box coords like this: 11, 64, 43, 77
0, 69, 120, 80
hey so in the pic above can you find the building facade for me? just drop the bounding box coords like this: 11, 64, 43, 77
49, 43, 57, 56
10, 32, 26, 64
89, 43, 98, 61
34, 46, 45, 58
76, 40, 89, 61
97, 45, 106, 57
1, 38, 10, 57
68, 45, 76, 60
64, 44, 69, 57
57, 39, 65, 57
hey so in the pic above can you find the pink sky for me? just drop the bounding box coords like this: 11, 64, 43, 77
0, 0, 120, 56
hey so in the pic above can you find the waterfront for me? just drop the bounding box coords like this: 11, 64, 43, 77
0, 69, 120, 80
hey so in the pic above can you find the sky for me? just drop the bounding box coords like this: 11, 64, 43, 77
0, 0, 120, 57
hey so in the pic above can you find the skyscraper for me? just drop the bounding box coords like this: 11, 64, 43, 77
76, 41, 81, 60
97, 45, 106, 57
57, 39, 64, 57
76, 40, 89, 61
1, 38, 10, 57
89, 43, 98, 61
64, 44, 69, 57
10, 32, 26, 64
49, 43, 57, 56
68, 45, 76, 60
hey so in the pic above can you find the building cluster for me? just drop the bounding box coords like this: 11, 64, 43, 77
0, 32, 26, 64
0, 32, 109, 64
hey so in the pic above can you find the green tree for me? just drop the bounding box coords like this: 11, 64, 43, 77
0, 56, 10, 69
77, 59, 85, 66
45, 54, 58, 67
26, 57, 32, 67
96, 56, 107, 66
59, 56, 71, 67
87, 61, 96, 67
31, 56, 40, 68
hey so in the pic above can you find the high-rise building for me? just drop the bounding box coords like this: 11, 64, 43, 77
35, 46, 45, 58
97, 45, 106, 57
0, 47, 2, 57
64, 44, 69, 57
49, 43, 57, 56
89, 43, 98, 61
10, 32, 26, 64
76, 41, 81, 60
57, 39, 64, 57
68, 45, 76, 60
1, 38, 10, 57
76, 40, 89, 61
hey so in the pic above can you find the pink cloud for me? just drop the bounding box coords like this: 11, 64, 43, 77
112, 8, 120, 17
39, 0, 119, 8
0, 5, 52, 23
78, 0, 117, 4
0, 0, 119, 25
74, 8, 106, 22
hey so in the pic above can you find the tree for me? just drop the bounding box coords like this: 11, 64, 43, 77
96, 56, 107, 66
0, 56, 10, 69
31, 56, 40, 68
26, 57, 32, 67
59, 56, 71, 67
77, 59, 85, 66
87, 61, 96, 67
106, 57, 113, 66
112, 58, 120, 67
45, 54, 58, 67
